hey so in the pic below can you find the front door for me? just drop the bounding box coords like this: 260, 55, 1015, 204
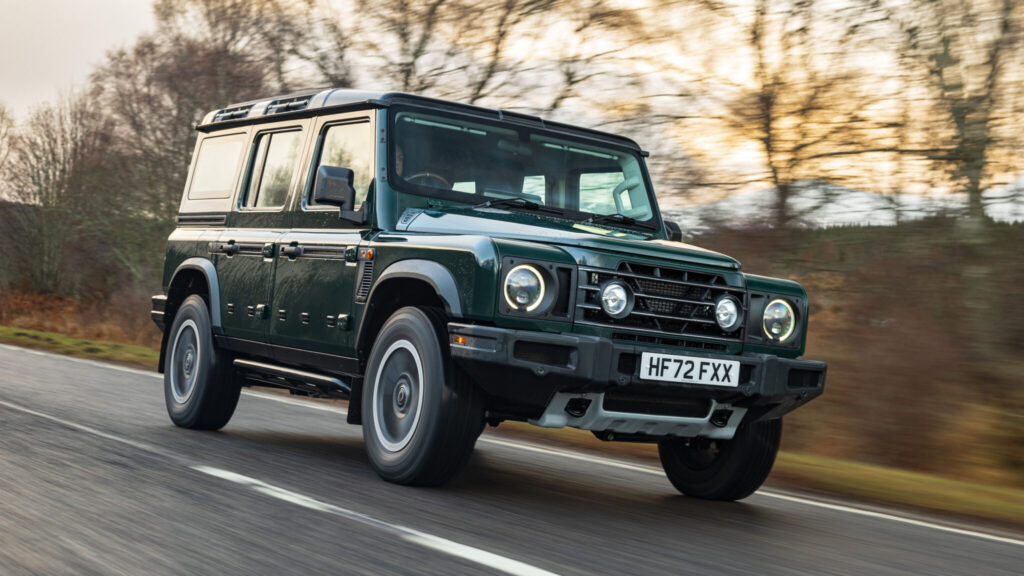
215, 121, 309, 346
270, 112, 376, 364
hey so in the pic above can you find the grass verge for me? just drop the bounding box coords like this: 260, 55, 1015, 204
2, 324, 1021, 531
0, 325, 158, 370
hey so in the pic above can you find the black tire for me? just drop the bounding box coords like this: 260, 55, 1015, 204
361, 306, 484, 486
658, 418, 782, 501
163, 294, 240, 430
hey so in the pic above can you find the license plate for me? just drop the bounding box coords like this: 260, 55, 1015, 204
639, 352, 740, 387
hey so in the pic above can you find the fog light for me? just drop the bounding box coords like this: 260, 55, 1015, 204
715, 296, 741, 332
600, 281, 632, 318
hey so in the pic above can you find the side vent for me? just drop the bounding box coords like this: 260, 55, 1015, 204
355, 261, 374, 302
177, 213, 227, 226
266, 94, 313, 115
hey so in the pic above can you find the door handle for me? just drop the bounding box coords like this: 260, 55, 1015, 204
209, 241, 239, 256
280, 245, 304, 258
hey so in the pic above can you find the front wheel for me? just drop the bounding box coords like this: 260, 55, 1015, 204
164, 294, 240, 430
362, 307, 483, 486
658, 418, 782, 501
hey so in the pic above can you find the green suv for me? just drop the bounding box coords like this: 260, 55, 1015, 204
151, 90, 825, 500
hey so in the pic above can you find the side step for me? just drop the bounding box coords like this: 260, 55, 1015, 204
233, 359, 351, 399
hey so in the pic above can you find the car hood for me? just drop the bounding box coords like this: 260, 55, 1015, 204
399, 208, 741, 270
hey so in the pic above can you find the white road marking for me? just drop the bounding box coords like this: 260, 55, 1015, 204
2, 343, 1023, 548
0, 396, 561, 576
196, 466, 559, 576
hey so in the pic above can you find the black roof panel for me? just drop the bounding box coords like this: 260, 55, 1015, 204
197, 89, 642, 151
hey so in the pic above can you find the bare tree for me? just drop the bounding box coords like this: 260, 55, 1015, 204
540, 0, 643, 113
349, 0, 637, 110
884, 0, 1022, 220
0, 94, 114, 295
0, 104, 12, 179
723, 0, 894, 227
353, 0, 458, 94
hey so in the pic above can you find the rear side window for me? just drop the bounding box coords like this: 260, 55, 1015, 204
242, 130, 303, 209
309, 121, 373, 208
188, 134, 246, 200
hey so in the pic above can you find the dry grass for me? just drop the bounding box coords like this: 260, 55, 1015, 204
0, 290, 161, 348
0, 325, 158, 369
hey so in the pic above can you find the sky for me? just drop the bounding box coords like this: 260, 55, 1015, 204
0, 0, 153, 119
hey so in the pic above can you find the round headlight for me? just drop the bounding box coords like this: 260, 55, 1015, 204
504, 265, 545, 312
763, 299, 796, 342
600, 282, 632, 318
715, 296, 741, 332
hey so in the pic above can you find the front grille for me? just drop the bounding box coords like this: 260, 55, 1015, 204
612, 332, 729, 353
576, 262, 744, 342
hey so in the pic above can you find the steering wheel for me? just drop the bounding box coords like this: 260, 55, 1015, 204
406, 172, 451, 189
611, 178, 641, 213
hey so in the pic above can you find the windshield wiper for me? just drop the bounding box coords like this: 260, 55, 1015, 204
584, 213, 659, 231
473, 196, 566, 216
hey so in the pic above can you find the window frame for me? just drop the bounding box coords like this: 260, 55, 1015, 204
300, 114, 376, 214
180, 130, 248, 214
385, 105, 662, 230
237, 125, 306, 213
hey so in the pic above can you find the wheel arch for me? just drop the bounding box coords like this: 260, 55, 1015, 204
350, 260, 463, 424
158, 258, 221, 373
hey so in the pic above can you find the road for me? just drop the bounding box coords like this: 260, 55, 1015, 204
0, 344, 1021, 576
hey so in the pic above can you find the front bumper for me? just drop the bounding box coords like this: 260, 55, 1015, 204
448, 323, 825, 438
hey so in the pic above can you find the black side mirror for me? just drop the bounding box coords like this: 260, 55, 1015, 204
313, 165, 363, 223
665, 220, 683, 242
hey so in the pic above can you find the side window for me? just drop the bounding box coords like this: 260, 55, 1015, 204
310, 121, 373, 208
242, 130, 303, 210
188, 134, 246, 200
579, 171, 626, 214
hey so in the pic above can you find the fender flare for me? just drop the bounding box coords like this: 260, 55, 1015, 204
370, 259, 463, 318
169, 257, 222, 328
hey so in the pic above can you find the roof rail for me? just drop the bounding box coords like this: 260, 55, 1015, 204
266, 94, 315, 115
212, 105, 254, 123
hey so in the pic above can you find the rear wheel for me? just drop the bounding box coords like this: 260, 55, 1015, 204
164, 294, 240, 430
362, 307, 483, 486
658, 418, 782, 501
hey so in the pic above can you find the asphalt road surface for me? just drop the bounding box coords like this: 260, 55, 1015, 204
1, 344, 1021, 576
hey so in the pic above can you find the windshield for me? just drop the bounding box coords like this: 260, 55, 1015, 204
390, 109, 657, 227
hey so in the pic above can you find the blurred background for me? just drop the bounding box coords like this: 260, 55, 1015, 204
0, 0, 1021, 492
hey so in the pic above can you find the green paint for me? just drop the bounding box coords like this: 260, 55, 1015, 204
158, 97, 819, 369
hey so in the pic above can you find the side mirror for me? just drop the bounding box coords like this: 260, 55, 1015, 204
665, 220, 683, 242
313, 165, 355, 209
313, 165, 364, 223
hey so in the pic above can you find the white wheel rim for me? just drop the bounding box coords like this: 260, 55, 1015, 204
371, 339, 425, 452
169, 319, 201, 404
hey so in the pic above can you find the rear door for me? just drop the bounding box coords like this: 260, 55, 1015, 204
214, 120, 309, 347
269, 111, 376, 365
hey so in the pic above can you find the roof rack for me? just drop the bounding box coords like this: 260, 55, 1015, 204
212, 104, 254, 123
266, 94, 314, 115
